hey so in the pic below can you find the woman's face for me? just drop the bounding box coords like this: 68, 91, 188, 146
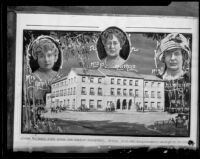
37, 50, 56, 71
164, 48, 183, 72
104, 34, 121, 58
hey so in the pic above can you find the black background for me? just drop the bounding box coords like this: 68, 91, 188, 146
3, 1, 199, 159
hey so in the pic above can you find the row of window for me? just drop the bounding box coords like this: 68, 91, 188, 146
52, 77, 162, 89
110, 88, 139, 97
52, 87, 162, 98
82, 76, 162, 87
144, 91, 162, 98
82, 76, 102, 83
81, 87, 102, 95
51, 99, 103, 109
81, 99, 102, 109
144, 102, 163, 109
81, 87, 138, 97
144, 81, 161, 87
52, 99, 76, 107
110, 78, 139, 86
52, 77, 77, 88
52, 74, 163, 89
53, 87, 76, 97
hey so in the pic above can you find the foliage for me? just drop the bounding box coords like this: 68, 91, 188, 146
24, 30, 100, 69
142, 33, 192, 50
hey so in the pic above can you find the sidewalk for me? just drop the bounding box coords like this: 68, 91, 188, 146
42, 110, 178, 126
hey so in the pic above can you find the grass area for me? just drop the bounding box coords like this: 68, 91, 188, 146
23, 117, 188, 136
52, 118, 163, 135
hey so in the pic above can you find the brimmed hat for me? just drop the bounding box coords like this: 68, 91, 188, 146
156, 33, 191, 62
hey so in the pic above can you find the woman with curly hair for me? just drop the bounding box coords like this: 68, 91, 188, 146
29, 35, 62, 83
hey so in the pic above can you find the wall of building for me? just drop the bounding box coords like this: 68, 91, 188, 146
49, 69, 165, 112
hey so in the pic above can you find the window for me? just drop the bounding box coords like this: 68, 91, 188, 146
52, 92, 55, 97
157, 102, 161, 109
129, 89, 133, 96
145, 91, 149, 98
123, 79, 126, 85
72, 99, 75, 107
135, 89, 139, 97
69, 79, 71, 84
97, 100, 102, 109
81, 87, 86, 95
151, 91, 155, 98
117, 88, 121, 95
74, 77, 76, 82
81, 99, 86, 106
90, 87, 95, 95
60, 90, 63, 96
89, 100, 94, 109
98, 78, 102, 83
145, 81, 148, 87
70, 88, 72, 95
111, 78, 114, 84
56, 91, 59, 97
82, 76, 86, 82
111, 88, 115, 95
64, 89, 67, 96
117, 79, 121, 85
157, 91, 161, 98
68, 88, 70, 95
135, 80, 138, 86
123, 89, 127, 96
151, 102, 155, 108
129, 80, 133, 85
98, 88, 102, 95
90, 77, 94, 83
144, 102, 148, 109
158, 82, 161, 87
151, 82, 154, 87
73, 87, 76, 95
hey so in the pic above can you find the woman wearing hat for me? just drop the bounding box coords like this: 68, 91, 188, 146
156, 33, 191, 80
155, 33, 191, 114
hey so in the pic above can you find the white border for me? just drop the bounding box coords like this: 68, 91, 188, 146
13, 13, 199, 152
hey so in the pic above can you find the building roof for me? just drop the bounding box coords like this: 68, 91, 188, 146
52, 67, 164, 84
98, 68, 143, 79
52, 73, 68, 84
139, 74, 163, 81
71, 68, 105, 77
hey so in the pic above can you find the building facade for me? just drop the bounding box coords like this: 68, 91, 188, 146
46, 68, 165, 112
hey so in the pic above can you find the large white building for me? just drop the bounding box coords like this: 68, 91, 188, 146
46, 67, 165, 112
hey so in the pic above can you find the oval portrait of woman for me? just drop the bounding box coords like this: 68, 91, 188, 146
96, 26, 130, 68
28, 35, 63, 83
